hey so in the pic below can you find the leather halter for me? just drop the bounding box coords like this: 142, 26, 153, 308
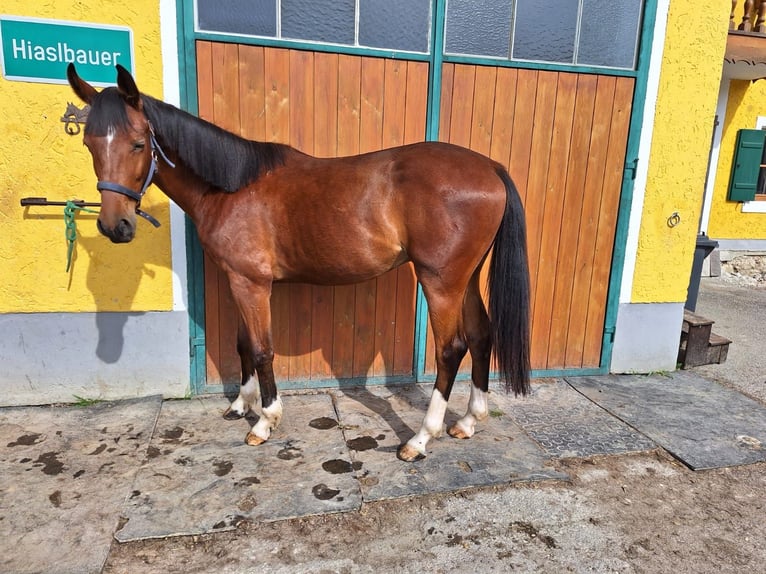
95, 123, 175, 228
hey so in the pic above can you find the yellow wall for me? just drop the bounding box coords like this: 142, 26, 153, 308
0, 1, 172, 313
707, 79, 766, 239
631, 0, 730, 303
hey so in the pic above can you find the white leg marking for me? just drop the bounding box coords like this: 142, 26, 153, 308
230, 376, 260, 416
250, 394, 283, 441
452, 386, 489, 438
405, 388, 449, 456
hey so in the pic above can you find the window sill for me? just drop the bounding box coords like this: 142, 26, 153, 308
742, 199, 766, 213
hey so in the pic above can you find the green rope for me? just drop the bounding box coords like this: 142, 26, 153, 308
64, 201, 98, 272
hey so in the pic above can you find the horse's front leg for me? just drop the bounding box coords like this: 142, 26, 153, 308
226, 275, 282, 446
223, 319, 262, 420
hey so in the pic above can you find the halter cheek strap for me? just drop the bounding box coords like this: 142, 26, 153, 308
95, 125, 175, 228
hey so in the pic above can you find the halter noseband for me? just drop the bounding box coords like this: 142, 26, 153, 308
95, 123, 175, 228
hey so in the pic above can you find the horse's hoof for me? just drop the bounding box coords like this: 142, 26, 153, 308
447, 424, 470, 439
397, 444, 425, 462
245, 432, 267, 446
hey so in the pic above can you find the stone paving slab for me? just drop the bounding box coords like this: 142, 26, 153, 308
0, 395, 162, 574
334, 383, 568, 501
499, 380, 656, 458
569, 372, 766, 470
116, 394, 361, 542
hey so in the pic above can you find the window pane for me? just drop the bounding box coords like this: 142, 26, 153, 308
359, 0, 431, 53
197, 0, 277, 36
281, 0, 355, 44
513, 0, 577, 63
578, 0, 643, 69
444, 0, 512, 58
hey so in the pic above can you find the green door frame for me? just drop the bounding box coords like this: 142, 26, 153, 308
175, 0, 660, 393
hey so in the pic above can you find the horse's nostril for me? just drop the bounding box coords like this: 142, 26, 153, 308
116, 219, 135, 242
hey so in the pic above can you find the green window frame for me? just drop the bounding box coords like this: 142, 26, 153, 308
728, 128, 766, 202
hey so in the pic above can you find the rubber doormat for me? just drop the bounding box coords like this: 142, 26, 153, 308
568, 372, 766, 470
502, 379, 656, 458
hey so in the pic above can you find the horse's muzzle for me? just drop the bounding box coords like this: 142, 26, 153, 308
97, 217, 135, 243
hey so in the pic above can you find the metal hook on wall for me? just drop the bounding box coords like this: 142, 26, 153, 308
61, 102, 90, 136
667, 212, 681, 228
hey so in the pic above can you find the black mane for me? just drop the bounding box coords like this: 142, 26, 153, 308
84, 87, 288, 192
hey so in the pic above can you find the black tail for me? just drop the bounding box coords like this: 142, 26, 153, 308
488, 167, 531, 395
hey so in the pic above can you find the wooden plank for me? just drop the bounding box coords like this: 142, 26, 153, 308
212, 42, 241, 131
313, 52, 339, 158
403, 61, 429, 144
565, 75, 616, 368
264, 48, 291, 143
489, 67, 518, 166
582, 76, 635, 366
524, 71, 558, 370
546, 73, 598, 369
196, 42, 213, 121
238, 45, 266, 140
438, 63, 455, 142
289, 49, 314, 152
469, 65, 497, 156
332, 54, 361, 378
264, 47, 292, 380
203, 252, 223, 385
311, 51, 339, 378
509, 69, 538, 206
531, 72, 577, 369
448, 64, 476, 148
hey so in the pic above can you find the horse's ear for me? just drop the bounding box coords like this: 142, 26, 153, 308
67, 63, 98, 104
115, 64, 142, 110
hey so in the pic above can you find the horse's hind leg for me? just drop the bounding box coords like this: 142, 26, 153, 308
448, 269, 491, 439
226, 275, 282, 446
223, 318, 261, 420
398, 277, 468, 462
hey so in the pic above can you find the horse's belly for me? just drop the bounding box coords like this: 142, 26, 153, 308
274, 241, 407, 285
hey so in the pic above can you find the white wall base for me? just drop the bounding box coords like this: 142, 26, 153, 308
610, 302, 685, 374
0, 311, 190, 406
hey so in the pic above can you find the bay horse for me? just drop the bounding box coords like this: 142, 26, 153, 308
67, 64, 530, 462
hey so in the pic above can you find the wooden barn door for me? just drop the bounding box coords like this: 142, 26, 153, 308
196, 42, 429, 388
425, 66, 634, 373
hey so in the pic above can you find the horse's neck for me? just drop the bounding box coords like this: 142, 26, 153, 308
151, 155, 209, 223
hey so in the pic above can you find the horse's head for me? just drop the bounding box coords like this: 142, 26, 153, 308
67, 64, 156, 243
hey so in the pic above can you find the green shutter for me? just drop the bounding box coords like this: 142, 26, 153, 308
728, 129, 766, 202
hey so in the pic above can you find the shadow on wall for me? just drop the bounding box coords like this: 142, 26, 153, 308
70, 206, 172, 364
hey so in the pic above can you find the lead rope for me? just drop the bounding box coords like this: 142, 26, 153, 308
64, 200, 99, 272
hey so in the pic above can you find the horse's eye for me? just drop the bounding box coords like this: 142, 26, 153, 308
132, 141, 146, 152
